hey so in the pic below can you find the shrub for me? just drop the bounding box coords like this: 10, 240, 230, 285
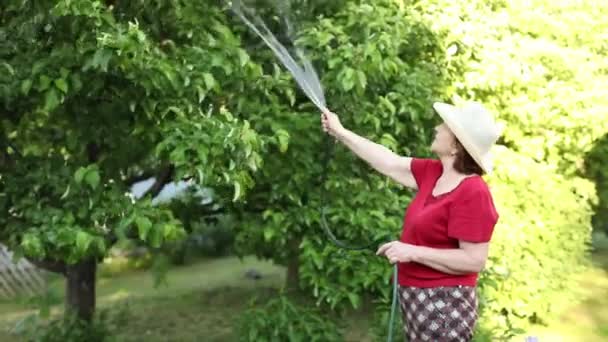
11, 305, 129, 342
478, 147, 595, 335
237, 295, 342, 342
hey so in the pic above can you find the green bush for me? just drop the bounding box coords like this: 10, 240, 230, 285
237, 295, 342, 342
188, 214, 237, 257
584, 133, 608, 235
369, 300, 404, 342
11, 305, 129, 342
99, 253, 153, 278
477, 147, 594, 335
160, 214, 237, 265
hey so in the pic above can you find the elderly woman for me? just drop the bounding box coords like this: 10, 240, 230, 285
321, 102, 501, 342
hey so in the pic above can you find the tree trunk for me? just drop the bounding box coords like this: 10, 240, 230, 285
285, 237, 302, 292
65, 259, 97, 322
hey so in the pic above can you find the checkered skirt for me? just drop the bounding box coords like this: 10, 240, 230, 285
398, 285, 478, 342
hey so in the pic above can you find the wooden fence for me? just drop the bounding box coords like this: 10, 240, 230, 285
0, 244, 47, 299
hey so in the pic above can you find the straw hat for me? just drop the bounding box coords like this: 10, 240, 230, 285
432, 101, 503, 173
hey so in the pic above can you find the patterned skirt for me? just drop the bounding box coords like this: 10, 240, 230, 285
398, 285, 478, 342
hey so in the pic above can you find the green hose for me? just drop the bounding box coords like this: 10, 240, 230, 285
387, 265, 399, 342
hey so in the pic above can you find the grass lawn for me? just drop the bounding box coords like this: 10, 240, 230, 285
0, 252, 606, 341
0, 256, 287, 342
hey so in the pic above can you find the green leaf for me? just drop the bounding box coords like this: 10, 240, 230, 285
380, 97, 396, 115
233, 181, 241, 202
60, 67, 70, 79
56, 229, 74, 247
74, 167, 87, 184
116, 215, 134, 240
21, 79, 32, 95
85, 169, 100, 189
263, 228, 274, 241
54, 79, 68, 93
149, 228, 162, 248
163, 224, 174, 239
356, 70, 367, 90
277, 129, 290, 153
60, 184, 71, 200
1, 62, 14, 75
136, 217, 152, 241
70, 73, 83, 91
21, 234, 44, 258
328, 57, 342, 69
203, 73, 216, 90
43, 88, 60, 112
346, 292, 360, 308
39, 75, 52, 91
340, 67, 355, 91
90, 48, 112, 71
76, 231, 92, 255
196, 86, 206, 103
197, 168, 205, 184
238, 49, 250, 67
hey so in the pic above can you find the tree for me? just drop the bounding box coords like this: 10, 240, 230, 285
230, 0, 455, 301
423, 0, 608, 176
0, 0, 275, 321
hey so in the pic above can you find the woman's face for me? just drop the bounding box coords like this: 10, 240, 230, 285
430, 123, 457, 157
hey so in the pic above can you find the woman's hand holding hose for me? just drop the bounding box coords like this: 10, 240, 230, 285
321, 110, 346, 139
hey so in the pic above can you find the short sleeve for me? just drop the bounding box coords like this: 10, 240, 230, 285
410, 158, 441, 190
447, 184, 499, 242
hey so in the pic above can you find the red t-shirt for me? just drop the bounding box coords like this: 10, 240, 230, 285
398, 158, 499, 288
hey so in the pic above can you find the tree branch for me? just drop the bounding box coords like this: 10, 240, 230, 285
123, 172, 156, 187
141, 164, 174, 199
27, 257, 67, 275
87, 142, 101, 163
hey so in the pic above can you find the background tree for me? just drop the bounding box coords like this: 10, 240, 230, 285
0, 0, 278, 321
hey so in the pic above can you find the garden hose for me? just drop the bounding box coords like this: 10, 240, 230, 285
318, 135, 400, 342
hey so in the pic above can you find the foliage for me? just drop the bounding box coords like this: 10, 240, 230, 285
478, 147, 594, 334
98, 252, 153, 278
232, 0, 454, 307
186, 213, 237, 257
368, 299, 404, 342
0, 0, 275, 259
162, 188, 237, 262
11, 305, 129, 342
0, 0, 281, 319
415, 0, 608, 176
584, 133, 608, 235
237, 295, 342, 342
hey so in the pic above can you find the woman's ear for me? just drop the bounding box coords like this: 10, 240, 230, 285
450, 139, 460, 156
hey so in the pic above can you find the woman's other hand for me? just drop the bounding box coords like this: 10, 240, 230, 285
376, 241, 421, 264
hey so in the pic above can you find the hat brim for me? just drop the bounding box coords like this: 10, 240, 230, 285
433, 102, 493, 173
